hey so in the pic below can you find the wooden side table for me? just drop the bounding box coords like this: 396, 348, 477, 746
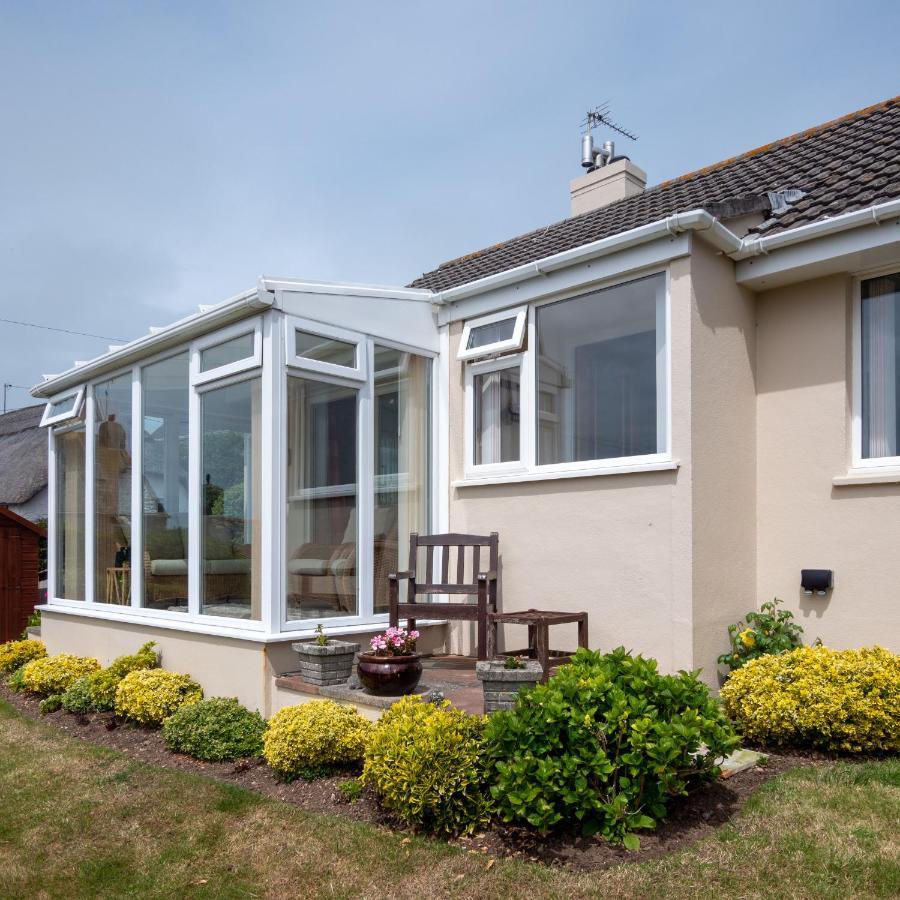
487, 608, 589, 682
106, 567, 131, 605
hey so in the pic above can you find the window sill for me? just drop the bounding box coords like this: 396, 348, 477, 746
453, 458, 679, 488
38, 604, 448, 642
832, 468, 900, 486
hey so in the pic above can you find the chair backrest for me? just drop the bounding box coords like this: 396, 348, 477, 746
407, 532, 498, 597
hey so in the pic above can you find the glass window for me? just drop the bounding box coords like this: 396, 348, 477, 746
55, 424, 86, 600
474, 367, 520, 465
42, 389, 84, 426
536, 274, 665, 464
141, 353, 190, 612
295, 330, 357, 369
200, 378, 261, 619
467, 317, 516, 350
199, 332, 255, 372
94, 374, 133, 605
861, 273, 900, 460
286, 377, 357, 620
373, 347, 431, 613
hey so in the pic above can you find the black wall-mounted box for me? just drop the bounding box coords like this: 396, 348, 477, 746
801, 569, 833, 594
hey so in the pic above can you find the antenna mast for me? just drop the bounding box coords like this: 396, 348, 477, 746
581, 103, 638, 171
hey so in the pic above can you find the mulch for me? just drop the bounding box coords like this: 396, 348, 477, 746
0, 685, 820, 872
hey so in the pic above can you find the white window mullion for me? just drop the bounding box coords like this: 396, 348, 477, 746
187, 348, 202, 618
130, 367, 143, 610
358, 339, 375, 620
84, 384, 96, 604
263, 310, 283, 635
47, 428, 57, 602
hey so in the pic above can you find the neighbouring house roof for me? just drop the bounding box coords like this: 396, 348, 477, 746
409, 95, 900, 292
0, 405, 48, 507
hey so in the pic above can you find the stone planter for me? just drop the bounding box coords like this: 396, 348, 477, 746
476, 659, 543, 713
292, 639, 360, 686
357, 653, 423, 696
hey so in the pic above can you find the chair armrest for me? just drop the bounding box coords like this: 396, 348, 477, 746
477, 570, 498, 582
388, 570, 415, 581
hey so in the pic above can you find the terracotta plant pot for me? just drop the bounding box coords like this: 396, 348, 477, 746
357, 652, 423, 696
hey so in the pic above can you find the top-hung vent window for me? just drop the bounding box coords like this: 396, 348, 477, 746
40, 387, 85, 427
458, 307, 527, 361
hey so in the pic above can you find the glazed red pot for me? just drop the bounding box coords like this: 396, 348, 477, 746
357, 652, 423, 696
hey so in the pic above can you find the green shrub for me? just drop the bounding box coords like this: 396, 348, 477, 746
115, 669, 203, 726
0, 639, 46, 674
263, 701, 371, 781
484, 647, 739, 847
60, 676, 96, 713
39, 694, 63, 714
89, 642, 159, 711
21, 654, 101, 695
362, 696, 492, 836
718, 598, 803, 672
339, 778, 363, 803
721, 645, 899, 753
7, 666, 27, 692
163, 698, 266, 761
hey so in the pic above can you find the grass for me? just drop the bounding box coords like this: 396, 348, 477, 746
0, 699, 897, 900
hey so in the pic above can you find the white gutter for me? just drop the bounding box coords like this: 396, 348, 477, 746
734, 197, 900, 259
261, 276, 433, 303
431, 209, 743, 305
31, 281, 275, 399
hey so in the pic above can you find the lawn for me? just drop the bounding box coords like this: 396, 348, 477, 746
0, 698, 897, 900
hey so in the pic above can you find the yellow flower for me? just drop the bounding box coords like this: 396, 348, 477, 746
739, 629, 756, 649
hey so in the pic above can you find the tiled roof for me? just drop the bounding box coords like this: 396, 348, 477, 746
409, 96, 900, 292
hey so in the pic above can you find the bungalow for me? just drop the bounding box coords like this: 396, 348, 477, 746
31, 96, 900, 714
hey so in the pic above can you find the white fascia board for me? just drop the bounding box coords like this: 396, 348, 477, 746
433, 209, 740, 324
736, 207, 900, 290
260, 276, 433, 303
31, 286, 275, 399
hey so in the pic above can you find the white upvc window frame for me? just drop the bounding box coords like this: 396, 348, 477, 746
40, 385, 85, 427
192, 317, 262, 386
850, 267, 900, 471
459, 268, 672, 485
284, 315, 367, 382
457, 305, 527, 361
464, 353, 526, 478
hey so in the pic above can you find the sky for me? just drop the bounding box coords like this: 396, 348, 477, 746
1, 0, 898, 410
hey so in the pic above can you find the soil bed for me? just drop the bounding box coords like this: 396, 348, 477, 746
0, 685, 814, 872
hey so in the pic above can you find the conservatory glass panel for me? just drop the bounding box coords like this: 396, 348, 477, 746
55, 424, 86, 600
286, 377, 358, 619
373, 346, 431, 613
199, 332, 255, 373
93, 373, 133, 605
294, 330, 357, 368
141, 352, 190, 612
200, 378, 262, 620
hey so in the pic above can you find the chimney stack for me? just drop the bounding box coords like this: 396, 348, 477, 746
570, 157, 647, 216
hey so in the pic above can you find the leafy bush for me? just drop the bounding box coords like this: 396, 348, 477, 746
339, 778, 363, 803
484, 647, 739, 847
263, 701, 371, 781
6, 665, 27, 693
163, 698, 266, 761
718, 599, 803, 672
721, 645, 899, 753
88, 642, 159, 711
21, 653, 101, 695
60, 676, 96, 714
40, 694, 63, 714
115, 669, 203, 726
0, 639, 46, 674
362, 696, 492, 836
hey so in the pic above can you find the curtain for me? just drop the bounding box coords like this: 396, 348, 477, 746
862, 277, 898, 458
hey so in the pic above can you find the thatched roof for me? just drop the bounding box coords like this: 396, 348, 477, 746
0, 404, 47, 505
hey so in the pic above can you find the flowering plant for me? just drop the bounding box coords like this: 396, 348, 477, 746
368, 626, 419, 657
718, 598, 804, 672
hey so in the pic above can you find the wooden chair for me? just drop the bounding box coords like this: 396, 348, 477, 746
388, 532, 499, 660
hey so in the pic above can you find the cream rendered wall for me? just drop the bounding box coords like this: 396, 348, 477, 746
756, 274, 900, 650
446, 264, 695, 676
688, 239, 758, 684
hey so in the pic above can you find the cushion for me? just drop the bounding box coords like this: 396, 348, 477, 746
288, 559, 328, 576
330, 556, 356, 576
150, 559, 188, 577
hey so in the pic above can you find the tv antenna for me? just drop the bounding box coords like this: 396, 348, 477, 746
580, 103, 638, 171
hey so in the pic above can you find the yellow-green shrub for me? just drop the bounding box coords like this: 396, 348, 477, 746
21, 653, 101, 695
114, 669, 202, 726
0, 639, 46, 674
263, 700, 371, 780
362, 696, 492, 836
88, 642, 159, 711
721, 645, 900, 753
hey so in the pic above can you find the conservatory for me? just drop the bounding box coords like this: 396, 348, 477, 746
35, 279, 444, 650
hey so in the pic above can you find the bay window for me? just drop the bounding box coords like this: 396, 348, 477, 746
859, 272, 900, 462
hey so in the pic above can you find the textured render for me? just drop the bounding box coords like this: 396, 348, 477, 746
410, 96, 900, 291
755, 275, 900, 653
